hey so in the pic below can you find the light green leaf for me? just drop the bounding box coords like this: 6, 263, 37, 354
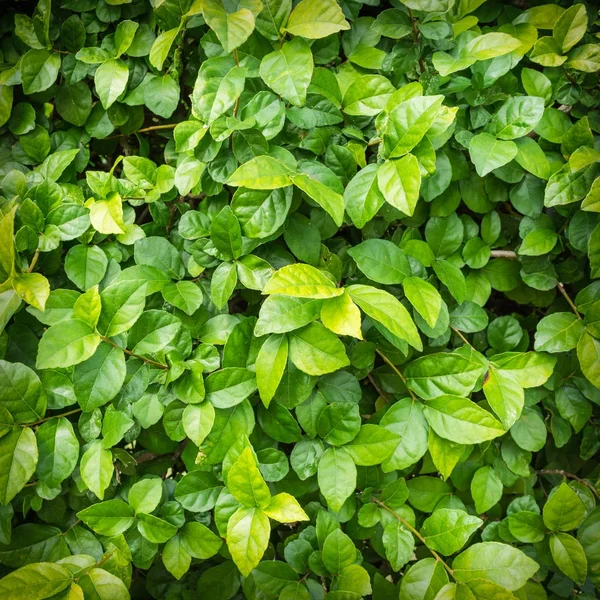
259, 38, 313, 107
283, 0, 350, 39
452, 542, 539, 591
347, 284, 422, 351
423, 395, 505, 444
0, 428, 38, 505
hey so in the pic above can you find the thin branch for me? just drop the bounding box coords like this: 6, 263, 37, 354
557, 283, 581, 320
26, 249, 40, 273
450, 326, 475, 349
25, 408, 82, 427
536, 469, 599, 499
490, 250, 517, 259
374, 498, 454, 577
137, 123, 178, 134
375, 349, 417, 401
407, 8, 425, 74
100, 336, 168, 369
367, 373, 390, 404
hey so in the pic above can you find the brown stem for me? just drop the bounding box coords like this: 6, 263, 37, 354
100, 336, 168, 369
374, 498, 454, 576
26, 249, 40, 273
557, 283, 581, 320
367, 373, 390, 404
407, 8, 425, 73
490, 250, 517, 259
25, 408, 82, 427
375, 349, 417, 401
536, 470, 599, 499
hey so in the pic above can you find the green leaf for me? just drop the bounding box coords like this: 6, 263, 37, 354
470, 466, 503, 513
469, 133, 518, 177
259, 38, 313, 107
344, 164, 386, 229
404, 350, 485, 399
283, 0, 350, 39
380, 398, 429, 472
342, 424, 400, 466
421, 509, 482, 556
384, 96, 444, 158
483, 367, 525, 429
0, 563, 73, 600
347, 284, 422, 351
322, 529, 356, 574
94, 59, 128, 110
534, 312, 585, 353
549, 533, 588, 585
162, 281, 203, 316
202, 0, 256, 53
36, 418, 78, 488
263, 492, 309, 523
347, 239, 411, 285
402, 276, 443, 329
0, 428, 38, 505
228, 156, 293, 190
0, 360, 46, 424
36, 319, 101, 370
128, 478, 163, 514
553, 4, 587, 53
289, 322, 350, 376
192, 57, 246, 125
289, 172, 345, 227
149, 27, 179, 70
226, 506, 270, 576
80, 440, 113, 500
452, 542, 539, 590
180, 521, 222, 558
318, 447, 357, 512
423, 395, 505, 444
543, 482, 586, 532
256, 334, 288, 408
206, 368, 257, 409
137, 513, 178, 543
227, 446, 271, 509
21, 49, 61, 94
377, 155, 422, 216
487, 96, 545, 140
264, 264, 342, 299
77, 499, 135, 536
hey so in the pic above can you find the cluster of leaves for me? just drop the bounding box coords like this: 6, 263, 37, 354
0, 0, 599, 599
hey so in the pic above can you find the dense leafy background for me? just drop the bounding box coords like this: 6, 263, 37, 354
0, 0, 599, 599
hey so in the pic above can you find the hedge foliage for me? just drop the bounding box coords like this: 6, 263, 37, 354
0, 0, 599, 598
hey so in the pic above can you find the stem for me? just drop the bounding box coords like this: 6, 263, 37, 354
490, 250, 517, 259
26, 249, 40, 273
557, 283, 581, 320
374, 498, 454, 576
375, 349, 417, 401
25, 408, 82, 427
407, 8, 425, 74
450, 326, 475, 349
536, 470, 599, 499
137, 123, 177, 133
233, 48, 240, 67
100, 336, 168, 369
367, 137, 382, 147
367, 373, 390, 404
95, 551, 115, 570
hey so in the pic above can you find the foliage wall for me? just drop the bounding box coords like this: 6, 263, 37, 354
0, 0, 599, 599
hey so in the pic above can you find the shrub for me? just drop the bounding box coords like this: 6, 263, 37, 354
0, 0, 599, 598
